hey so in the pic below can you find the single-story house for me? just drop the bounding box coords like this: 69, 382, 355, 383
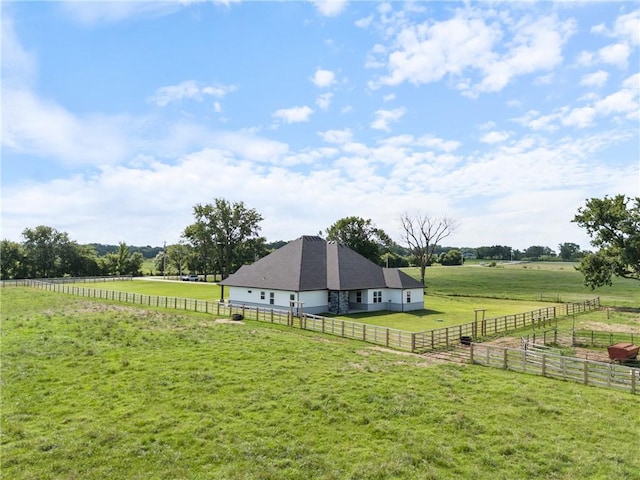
218, 235, 424, 315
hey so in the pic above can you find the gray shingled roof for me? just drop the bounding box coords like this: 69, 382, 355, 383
219, 236, 424, 291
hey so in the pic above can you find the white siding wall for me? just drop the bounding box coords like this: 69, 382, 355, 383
228, 286, 423, 313
299, 290, 329, 309
227, 286, 292, 309
227, 287, 329, 313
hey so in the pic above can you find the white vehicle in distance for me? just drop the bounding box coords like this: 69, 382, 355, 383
181, 274, 199, 281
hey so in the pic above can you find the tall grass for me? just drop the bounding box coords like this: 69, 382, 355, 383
2, 288, 639, 479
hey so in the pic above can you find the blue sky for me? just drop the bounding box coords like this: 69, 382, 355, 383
2, 1, 639, 251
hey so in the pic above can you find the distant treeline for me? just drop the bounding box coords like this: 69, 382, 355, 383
1, 225, 587, 281
88, 244, 163, 259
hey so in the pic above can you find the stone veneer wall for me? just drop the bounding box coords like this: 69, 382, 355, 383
328, 290, 349, 314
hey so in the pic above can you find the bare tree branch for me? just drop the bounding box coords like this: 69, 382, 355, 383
400, 213, 458, 286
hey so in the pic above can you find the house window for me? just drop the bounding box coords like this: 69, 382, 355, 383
269, 292, 275, 305
290, 294, 295, 301
373, 291, 382, 303
406, 291, 411, 303
260, 291, 265, 300
356, 291, 362, 303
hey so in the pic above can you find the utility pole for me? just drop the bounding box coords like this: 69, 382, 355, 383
163, 241, 166, 279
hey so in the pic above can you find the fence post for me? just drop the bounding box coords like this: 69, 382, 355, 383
541, 354, 546, 377
632, 370, 637, 395
502, 348, 508, 369
583, 362, 589, 385
469, 344, 474, 363
411, 333, 416, 352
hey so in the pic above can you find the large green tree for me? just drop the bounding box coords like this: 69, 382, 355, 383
558, 242, 581, 261
101, 242, 143, 276
325, 216, 393, 265
0, 240, 27, 279
573, 195, 640, 288
183, 198, 264, 280
21, 226, 69, 278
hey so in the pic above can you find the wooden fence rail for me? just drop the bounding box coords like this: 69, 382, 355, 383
470, 343, 639, 394
1, 276, 132, 287
411, 306, 560, 352
573, 330, 638, 348
13, 279, 600, 354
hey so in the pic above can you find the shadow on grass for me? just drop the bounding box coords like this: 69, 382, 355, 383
327, 309, 445, 319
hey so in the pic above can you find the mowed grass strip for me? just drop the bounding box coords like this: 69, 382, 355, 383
75, 279, 222, 301
2, 287, 639, 480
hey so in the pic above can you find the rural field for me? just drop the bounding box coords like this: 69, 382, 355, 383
75, 262, 639, 331
2, 265, 639, 479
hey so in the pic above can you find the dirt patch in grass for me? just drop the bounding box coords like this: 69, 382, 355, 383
361, 346, 421, 357
213, 318, 245, 325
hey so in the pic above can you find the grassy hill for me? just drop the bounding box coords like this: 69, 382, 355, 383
2, 287, 639, 479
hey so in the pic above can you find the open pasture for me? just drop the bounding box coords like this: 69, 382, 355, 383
409, 263, 638, 307
73, 280, 560, 331
80, 279, 222, 301
2, 287, 639, 480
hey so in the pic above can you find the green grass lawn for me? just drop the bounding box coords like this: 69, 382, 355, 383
75, 264, 637, 332
333, 296, 561, 331
79, 279, 222, 301
2, 287, 639, 480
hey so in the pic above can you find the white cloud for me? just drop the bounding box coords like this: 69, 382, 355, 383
382, 93, 396, 102
595, 89, 638, 117
370, 107, 406, 131
371, 9, 575, 97
316, 93, 334, 110
415, 135, 461, 152
612, 10, 640, 46
1, 16, 37, 88
597, 43, 630, 69
311, 69, 336, 88
209, 131, 289, 162
318, 128, 353, 144
355, 15, 373, 28
149, 81, 237, 106
562, 107, 597, 128
1, 88, 133, 166
310, 0, 348, 17
58, 1, 180, 25
480, 131, 511, 144
3, 124, 637, 249
272, 106, 314, 124
593, 9, 640, 46
579, 70, 609, 88
576, 50, 594, 67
